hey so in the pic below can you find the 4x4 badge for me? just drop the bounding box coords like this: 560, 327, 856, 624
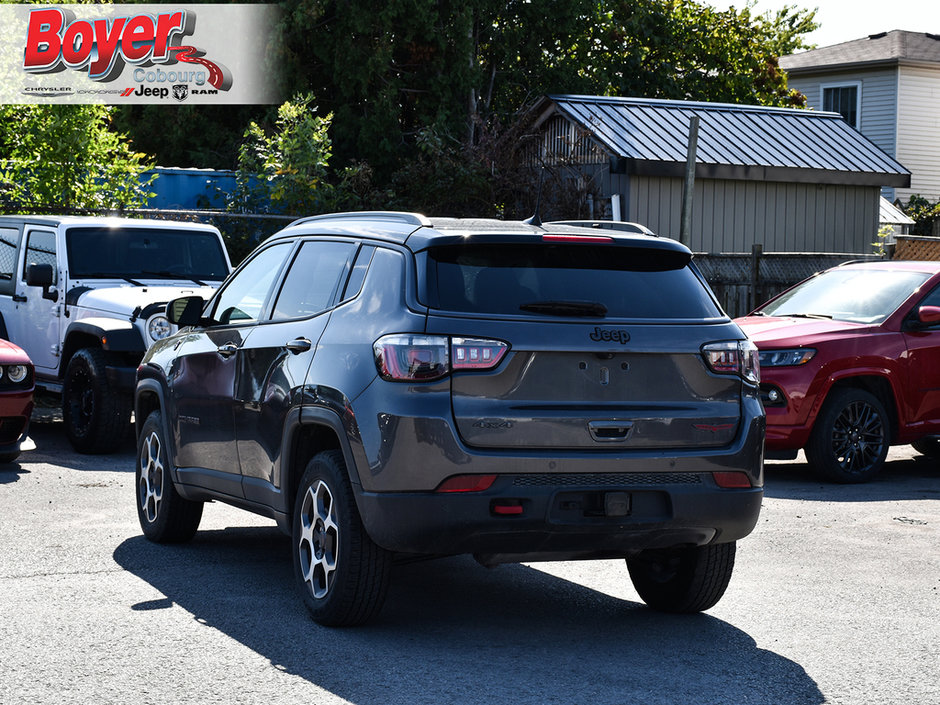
590, 327, 630, 344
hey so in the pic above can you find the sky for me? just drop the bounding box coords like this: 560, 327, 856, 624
710, 0, 940, 51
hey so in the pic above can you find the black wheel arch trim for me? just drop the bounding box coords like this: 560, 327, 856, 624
264, 405, 365, 530
134, 375, 178, 472
67, 321, 145, 352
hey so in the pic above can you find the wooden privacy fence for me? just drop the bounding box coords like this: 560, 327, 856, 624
694, 246, 884, 318
893, 235, 940, 261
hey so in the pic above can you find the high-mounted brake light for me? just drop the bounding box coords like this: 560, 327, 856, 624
374, 335, 509, 381
542, 234, 615, 243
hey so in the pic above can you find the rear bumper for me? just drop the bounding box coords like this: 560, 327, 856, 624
349, 386, 764, 558
356, 474, 763, 558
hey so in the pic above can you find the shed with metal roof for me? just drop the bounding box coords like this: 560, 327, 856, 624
528, 94, 910, 253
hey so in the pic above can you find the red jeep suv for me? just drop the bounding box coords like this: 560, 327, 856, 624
736, 260, 940, 483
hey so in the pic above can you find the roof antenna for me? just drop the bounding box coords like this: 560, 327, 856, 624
523, 168, 545, 227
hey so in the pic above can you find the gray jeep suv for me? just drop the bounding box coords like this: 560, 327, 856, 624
135, 211, 764, 626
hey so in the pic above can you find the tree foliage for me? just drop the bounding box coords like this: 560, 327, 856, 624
901, 195, 940, 237
0, 104, 155, 211
233, 93, 335, 216
273, 0, 817, 179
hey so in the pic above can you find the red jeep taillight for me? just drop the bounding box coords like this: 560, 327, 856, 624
702, 340, 760, 384
373, 335, 508, 381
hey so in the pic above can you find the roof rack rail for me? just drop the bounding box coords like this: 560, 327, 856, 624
547, 220, 657, 237
288, 211, 432, 228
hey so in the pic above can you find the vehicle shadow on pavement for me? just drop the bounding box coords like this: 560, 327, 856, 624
114, 529, 824, 705
764, 454, 940, 503
0, 463, 29, 484
21, 420, 136, 472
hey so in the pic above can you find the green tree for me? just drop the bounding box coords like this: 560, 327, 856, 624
0, 104, 155, 211
233, 93, 334, 216
272, 0, 817, 179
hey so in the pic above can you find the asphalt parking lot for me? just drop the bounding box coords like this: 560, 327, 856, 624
1, 418, 937, 705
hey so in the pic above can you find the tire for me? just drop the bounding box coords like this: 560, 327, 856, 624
911, 437, 940, 459
805, 387, 889, 483
292, 450, 391, 627
136, 410, 203, 543
63, 348, 132, 454
0, 451, 19, 464
627, 542, 736, 613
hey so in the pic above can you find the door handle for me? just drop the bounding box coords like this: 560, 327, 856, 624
216, 343, 238, 358
12, 294, 26, 303
285, 337, 312, 354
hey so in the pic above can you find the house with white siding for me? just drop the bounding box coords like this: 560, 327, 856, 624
780, 30, 940, 203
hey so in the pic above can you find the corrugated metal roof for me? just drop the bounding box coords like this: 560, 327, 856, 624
879, 197, 915, 226
541, 95, 910, 187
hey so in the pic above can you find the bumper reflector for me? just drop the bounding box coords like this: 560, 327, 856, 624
712, 471, 752, 489
436, 474, 497, 493
491, 500, 524, 516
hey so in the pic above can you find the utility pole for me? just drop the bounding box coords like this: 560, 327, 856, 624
680, 115, 700, 247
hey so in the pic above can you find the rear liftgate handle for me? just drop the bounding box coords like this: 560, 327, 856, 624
588, 420, 633, 442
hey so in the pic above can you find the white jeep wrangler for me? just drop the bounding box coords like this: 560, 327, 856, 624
0, 216, 232, 453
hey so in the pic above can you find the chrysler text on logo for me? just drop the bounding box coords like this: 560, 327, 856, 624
20, 86, 73, 97
589, 327, 631, 344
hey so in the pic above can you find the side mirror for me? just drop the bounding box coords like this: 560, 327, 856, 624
167, 296, 205, 327
26, 263, 58, 302
917, 305, 940, 325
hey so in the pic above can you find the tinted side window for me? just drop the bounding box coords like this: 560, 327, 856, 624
23, 229, 57, 284
271, 240, 357, 321
210, 242, 292, 325
0, 227, 20, 285
426, 243, 722, 319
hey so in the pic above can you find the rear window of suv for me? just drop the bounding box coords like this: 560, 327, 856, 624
424, 243, 722, 319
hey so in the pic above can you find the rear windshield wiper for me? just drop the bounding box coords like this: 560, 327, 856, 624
140, 271, 208, 286
519, 300, 608, 317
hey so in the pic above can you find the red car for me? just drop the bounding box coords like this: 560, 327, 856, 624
0, 338, 34, 464
736, 260, 940, 483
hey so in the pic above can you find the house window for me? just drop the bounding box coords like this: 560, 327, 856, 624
822, 83, 861, 129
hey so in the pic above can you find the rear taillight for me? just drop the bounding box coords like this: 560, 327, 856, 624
702, 340, 760, 384
452, 337, 508, 370
374, 334, 508, 382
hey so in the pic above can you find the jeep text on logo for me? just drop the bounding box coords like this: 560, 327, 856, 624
23, 8, 190, 81
590, 327, 631, 344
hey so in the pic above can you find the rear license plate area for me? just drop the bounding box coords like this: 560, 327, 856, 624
552, 491, 632, 521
